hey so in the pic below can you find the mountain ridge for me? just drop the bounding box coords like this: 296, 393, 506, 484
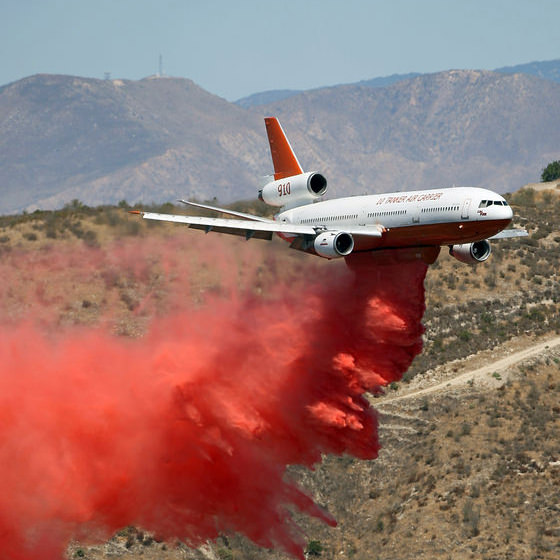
2, 67, 560, 214
251, 70, 560, 198
235, 58, 560, 108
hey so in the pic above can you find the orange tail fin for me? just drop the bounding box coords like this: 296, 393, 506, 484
264, 117, 304, 180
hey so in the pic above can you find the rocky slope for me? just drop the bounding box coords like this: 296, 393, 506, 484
2, 70, 560, 213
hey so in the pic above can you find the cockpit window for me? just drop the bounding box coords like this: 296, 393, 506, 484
479, 199, 508, 208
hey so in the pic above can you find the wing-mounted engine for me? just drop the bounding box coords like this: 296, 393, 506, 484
314, 231, 354, 259
449, 240, 491, 264
258, 172, 327, 208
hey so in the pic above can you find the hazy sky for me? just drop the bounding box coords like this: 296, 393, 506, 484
3, 0, 559, 100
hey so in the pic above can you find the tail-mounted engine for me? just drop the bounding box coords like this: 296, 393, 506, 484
314, 231, 354, 259
449, 240, 491, 264
258, 172, 327, 207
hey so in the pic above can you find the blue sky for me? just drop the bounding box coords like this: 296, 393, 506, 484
3, 0, 559, 100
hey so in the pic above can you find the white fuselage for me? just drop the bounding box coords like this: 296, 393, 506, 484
276, 186, 513, 250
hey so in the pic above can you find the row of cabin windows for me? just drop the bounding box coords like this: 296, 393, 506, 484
367, 210, 407, 217
478, 200, 509, 208
300, 213, 359, 224
300, 204, 465, 223
421, 205, 460, 213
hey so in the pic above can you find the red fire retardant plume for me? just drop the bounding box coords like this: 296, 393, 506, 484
0, 242, 427, 559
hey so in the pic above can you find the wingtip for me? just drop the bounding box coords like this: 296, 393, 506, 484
128, 210, 142, 215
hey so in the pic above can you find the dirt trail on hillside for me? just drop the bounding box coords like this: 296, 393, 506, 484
379, 335, 560, 406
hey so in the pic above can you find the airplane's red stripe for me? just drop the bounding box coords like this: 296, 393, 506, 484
353, 218, 512, 251
275, 219, 511, 252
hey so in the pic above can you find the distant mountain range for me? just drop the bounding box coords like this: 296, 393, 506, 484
234, 59, 560, 108
1, 60, 560, 214
235, 73, 423, 108
0, 75, 267, 212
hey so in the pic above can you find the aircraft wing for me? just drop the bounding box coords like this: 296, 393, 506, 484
131, 210, 317, 240
178, 200, 273, 222
130, 210, 385, 241
177, 202, 383, 238
489, 228, 529, 239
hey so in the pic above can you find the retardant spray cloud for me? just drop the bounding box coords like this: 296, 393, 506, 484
0, 238, 427, 559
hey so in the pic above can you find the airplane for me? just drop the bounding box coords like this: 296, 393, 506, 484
130, 117, 527, 266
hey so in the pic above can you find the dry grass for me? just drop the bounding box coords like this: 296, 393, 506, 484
0, 193, 558, 560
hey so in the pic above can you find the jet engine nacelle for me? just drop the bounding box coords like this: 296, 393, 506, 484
259, 172, 327, 207
314, 231, 354, 259
449, 240, 491, 264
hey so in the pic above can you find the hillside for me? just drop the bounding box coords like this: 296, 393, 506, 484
234, 72, 422, 108
236, 59, 560, 108
0, 75, 267, 212
254, 71, 560, 197
66, 346, 560, 560
2, 70, 560, 213
0, 187, 558, 559
495, 58, 560, 82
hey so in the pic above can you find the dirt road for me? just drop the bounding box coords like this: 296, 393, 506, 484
379, 335, 560, 405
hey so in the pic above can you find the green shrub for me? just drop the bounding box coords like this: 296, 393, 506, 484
541, 160, 560, 182
306, 540, 324, 556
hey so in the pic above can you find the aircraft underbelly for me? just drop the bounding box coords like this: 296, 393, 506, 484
353, 218, 512, 251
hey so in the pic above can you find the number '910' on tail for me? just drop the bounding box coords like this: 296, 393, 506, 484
260, 117, 328, 208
